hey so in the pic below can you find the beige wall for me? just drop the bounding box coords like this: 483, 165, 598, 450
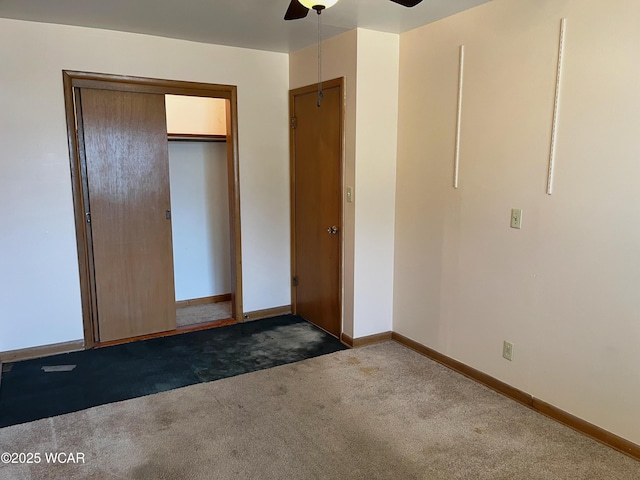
393, 0, 640, 444
353, 29, 399, 338
290, 29, 358, 337
290, 28, 399, 339
165, 95, 227, 136
0, 18, 290, 351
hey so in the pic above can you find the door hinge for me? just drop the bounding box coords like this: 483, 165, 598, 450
85, 212, 91, 224
291, 116, 297, 129
292, 276, 299, 287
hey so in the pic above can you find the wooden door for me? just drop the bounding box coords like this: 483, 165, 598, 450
77, 88, 176, 342
290, 80, 343, 337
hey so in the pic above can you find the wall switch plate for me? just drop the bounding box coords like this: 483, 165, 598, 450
347, 187, 353, 203
510, 209, 522, 229
503, 341, 514, 361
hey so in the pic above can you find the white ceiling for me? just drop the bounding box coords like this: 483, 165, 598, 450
0, 0, 490, 53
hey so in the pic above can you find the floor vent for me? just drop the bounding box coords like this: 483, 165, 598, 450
41, 365, 76, 373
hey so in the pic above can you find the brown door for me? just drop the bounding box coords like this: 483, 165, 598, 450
77, 88, 176, 342
290, 80, 343, 337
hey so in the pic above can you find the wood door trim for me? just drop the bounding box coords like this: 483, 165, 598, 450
175, 293, 232, 308
242, 305, 292, 322
95, 318, 237, 348
64, 75, 95, 348
225, 91, 243, 321
289, 77, 344, 99
63, 70, 243, 348
68, 71, 233, 99
289, 77, 345, 332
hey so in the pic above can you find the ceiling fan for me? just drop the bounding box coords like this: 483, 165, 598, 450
285, 0, 424, 20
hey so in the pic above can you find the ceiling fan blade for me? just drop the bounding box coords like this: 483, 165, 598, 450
389, 0, 424, 7
284, 0, 310, 20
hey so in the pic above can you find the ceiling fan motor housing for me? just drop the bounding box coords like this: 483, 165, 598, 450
299, 0, 340, 10
285, 0, 424, 21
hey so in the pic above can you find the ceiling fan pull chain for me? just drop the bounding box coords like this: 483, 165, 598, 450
317, 9, 323, 107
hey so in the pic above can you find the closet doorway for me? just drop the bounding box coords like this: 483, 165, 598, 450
63, 71, 243, 348
165, 95, 234, 329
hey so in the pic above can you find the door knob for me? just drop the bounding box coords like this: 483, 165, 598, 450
327, 226, 339, 235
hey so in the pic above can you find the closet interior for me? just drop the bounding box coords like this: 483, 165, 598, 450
165, 95, 233, 328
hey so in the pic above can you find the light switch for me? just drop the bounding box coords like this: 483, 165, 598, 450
510, 209, 523, 229
347, 187, 353, 203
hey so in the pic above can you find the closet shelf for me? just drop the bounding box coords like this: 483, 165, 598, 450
167, 133, 226, 142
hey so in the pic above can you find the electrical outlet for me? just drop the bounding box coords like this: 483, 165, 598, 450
503, 341, 514, 361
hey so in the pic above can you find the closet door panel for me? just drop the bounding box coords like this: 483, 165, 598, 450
80, 88, 176, 342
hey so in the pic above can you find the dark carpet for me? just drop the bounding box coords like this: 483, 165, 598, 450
0, 315, 346, 428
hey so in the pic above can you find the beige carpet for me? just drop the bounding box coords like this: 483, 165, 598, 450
0, 342, 638, 480
176, 301, 232, 327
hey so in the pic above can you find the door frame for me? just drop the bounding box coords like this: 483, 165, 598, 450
289, 77, 345, 335
63, 70, 243, 348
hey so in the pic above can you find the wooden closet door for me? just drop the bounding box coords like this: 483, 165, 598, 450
79, 88, 176, 342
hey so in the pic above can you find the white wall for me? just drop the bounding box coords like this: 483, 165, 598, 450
393, 0, 640, 444
0, 18, 290, 352
168, 142, 231, 301
353, 29, 399, 338
290, 28, 399, 339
